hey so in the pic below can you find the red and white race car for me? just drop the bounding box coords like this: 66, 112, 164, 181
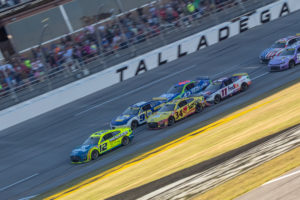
198, 73, 252, 104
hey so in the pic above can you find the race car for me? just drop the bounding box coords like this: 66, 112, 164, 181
157, 77, 211, 101
110, 100, 166, 130
259, 35, 300, 63
268, 44, 300, 71
70, 128, 133, 164
199, 73, 252, 104
147, 96, 206, 129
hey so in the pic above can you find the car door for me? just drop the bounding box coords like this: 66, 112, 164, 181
99, 132, 113, 154
297, 47, 300, 64
139, 104, 152, 123
182, 83, 195, 97
174, 100, 188, 120
109, 130, 121, 147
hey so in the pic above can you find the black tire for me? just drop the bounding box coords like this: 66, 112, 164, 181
241, 83, 248, 92
131, 120, 138, 130
122, 136, 130, 146
195, 103, 203, 113
289, 60, 295, 69
168, 117, 175, 126
214, 95, 221, 104
91, 150, 99, 160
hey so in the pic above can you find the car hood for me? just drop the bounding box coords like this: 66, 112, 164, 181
147, 112, 172, 122
111, 114, 135, 125
260, 48, 282, 59
71, 145, 94, 155
159, 93, 179, 101
199, 90, 217, 98
269, 56, 292, 65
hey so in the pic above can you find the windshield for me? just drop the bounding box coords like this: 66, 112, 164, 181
159, 104, 175, 112
123, 106, 140, 115
205, 82, 221, 91
167, 85, 184, 94
83, 137, 99, 145
271, 42, 285, 48
280, 49, 295, 56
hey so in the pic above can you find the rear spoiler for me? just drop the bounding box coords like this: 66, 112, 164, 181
152, 97, 168, 101
296, 33, 300, 36
232, 73, 248, 77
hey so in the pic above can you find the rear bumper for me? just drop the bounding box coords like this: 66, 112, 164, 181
147, 120, 168, 129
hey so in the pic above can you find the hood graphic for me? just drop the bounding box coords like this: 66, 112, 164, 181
111, 114, 135, 125
147, 112, 172, 122
269, 56, 292, 65
71, 145, 93, 155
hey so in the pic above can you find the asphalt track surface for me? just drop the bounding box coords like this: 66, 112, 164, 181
1, 10, 300, 200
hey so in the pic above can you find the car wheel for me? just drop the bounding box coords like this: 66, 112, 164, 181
168, 117, 175, 126
289, 60, 295, 69
241, 83, 248, 92
91, 150, 99, 160
131, 120, 138, 130
195, 103, 203, 113
214, 95, 221, 104
122, 136, 130, 146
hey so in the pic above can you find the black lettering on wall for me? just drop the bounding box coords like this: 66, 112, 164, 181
197, 35, 208, 51
158, 52, 167, 66
135, 60, 148, 76
279, 2, 290, 17
239, 17, 249, 33
260, 10, 270, 23
219, 26, 230, 42
116, 66, 128, 82
177, 44, 187, 58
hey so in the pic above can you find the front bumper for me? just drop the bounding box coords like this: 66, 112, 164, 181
70, 155, 88, 164
268, 63, 287, 71
147, 119, 168, 129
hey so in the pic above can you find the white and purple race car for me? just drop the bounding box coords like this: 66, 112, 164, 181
268, 44, 300, 71
196, 73, 252, 104
259, 35, 300, 64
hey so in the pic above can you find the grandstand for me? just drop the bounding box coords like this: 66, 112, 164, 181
0, 0, 276, 111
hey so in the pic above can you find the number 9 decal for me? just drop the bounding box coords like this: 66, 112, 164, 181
140, 114, 145, 121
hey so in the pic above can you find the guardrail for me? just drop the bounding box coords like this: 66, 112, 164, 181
0, 0, 277, 111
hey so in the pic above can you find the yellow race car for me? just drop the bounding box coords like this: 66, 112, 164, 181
70, 128, 133, 163
147, 96, 206, 129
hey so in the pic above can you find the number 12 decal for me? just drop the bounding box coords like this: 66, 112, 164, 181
221, 88, 228, 97
100, 143, 107, 152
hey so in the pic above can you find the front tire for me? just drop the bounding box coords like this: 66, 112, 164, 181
241, 83, 248, 92
289, 60, 295, 69
214, 95, 221, 104
122, 136, 130, 146
195, 103, 203, 113
91, 150, 99, 160
131, 120, 138, 130
168, 117, 175, 126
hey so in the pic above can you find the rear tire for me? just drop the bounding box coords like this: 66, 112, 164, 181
168, 117, 175, 126
241, 83, 248, 92
195, 103, 203, 113
131, 120, 138, 130
289, 60, 295, 69
91, 150, 99, 160
122, 136, 130, 146
214, 95, 221, 104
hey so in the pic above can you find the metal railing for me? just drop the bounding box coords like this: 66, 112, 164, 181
0, 0, 277, 111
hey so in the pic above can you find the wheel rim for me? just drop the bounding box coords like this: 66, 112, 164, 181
196, 104, 202, 112
215, 96, 220, 104
131, 121, 138, 129
123, 137, 129, 145
242, 83, 247, 91
289, 62, 294, 68
168, 118, 174, 126
92, 151, 98, 160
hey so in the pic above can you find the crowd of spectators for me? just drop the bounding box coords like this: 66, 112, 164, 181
0, 0, 28, 10
0, 0, 237, 94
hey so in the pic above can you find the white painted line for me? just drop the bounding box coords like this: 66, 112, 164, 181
262, 170, 300, 186
0, 173, 39, 192
18, 194, 39, 200
75, 65, 196, 116
252, 72, 269, 80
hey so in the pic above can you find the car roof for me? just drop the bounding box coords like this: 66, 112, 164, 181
130, 101, 148, 108
175, 80, 193, 86
90, 130, 111, 137
277, 35, 298, 43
